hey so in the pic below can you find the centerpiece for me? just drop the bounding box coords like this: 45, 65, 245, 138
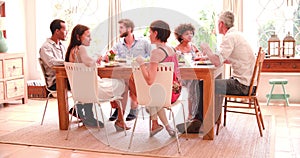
108, 50, 116, 61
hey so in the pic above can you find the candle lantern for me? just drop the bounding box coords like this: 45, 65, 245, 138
282, 32, 295, 58
268, 34, 281, 57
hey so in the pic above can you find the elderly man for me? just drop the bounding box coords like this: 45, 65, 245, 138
177, 11, 256, 133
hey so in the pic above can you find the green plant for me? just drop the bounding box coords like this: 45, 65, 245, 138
257, 21, 276, 52
194, 10, 217, 52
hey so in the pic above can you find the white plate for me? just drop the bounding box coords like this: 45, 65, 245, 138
104, 62, 120, 67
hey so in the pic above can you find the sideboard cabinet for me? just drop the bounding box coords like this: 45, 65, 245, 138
262, 58, 300, 73
0, 53, 27, 105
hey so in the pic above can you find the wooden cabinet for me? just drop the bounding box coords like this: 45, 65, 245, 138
262, 58, 300, 73
0, 53, 27, 104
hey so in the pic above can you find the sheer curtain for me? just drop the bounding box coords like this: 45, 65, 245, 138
222, 0, 243, 79
108, 0, 122, 50
223, 0, 243, 32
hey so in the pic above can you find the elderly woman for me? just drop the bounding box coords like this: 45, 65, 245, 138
174, 23, 203, 121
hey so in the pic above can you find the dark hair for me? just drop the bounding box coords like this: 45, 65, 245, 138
174, 23, 195, 43
150, 20, 171, 43
118, 19, 135, 32
65, 24, 89, 62
50, 19, 65, 35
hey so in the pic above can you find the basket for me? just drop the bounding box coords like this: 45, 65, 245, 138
27, 80, 48, 98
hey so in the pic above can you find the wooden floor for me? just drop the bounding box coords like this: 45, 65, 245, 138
0, 98, 299, 158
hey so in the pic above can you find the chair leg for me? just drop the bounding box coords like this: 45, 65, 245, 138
266, 84, 275, 106
216, 112, 221, 135
74, 105, 80, 128
255, 98, 265, 130
180, 102, 188, 139
281, 84, 289, 106
93, 103, 101, 131
223, 97, 227, 126
40, 93, 51, 125
142, 106, 145, 120
65, 103, 75, 140
128, 107, 140, 150
169, 108, 181, 154
254, 99, 263, 137
149, 114, 151, 135
110, 107, 112, 116
98, 103, 110, 146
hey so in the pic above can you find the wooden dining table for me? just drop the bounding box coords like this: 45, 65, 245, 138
53, 63, 223, 140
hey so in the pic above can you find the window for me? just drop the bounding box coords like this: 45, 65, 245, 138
244, 0, 300, 56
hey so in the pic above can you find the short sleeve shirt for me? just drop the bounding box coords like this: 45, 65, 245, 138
112, 37, 152, 59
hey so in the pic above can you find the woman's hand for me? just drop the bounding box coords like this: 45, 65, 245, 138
96, 55, 102, 65
136, 55, 145, 66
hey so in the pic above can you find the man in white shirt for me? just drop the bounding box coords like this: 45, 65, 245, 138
200, 11, 256, 96
177, 11, 256, 133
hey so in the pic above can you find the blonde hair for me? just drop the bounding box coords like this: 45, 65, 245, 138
219, 11, 234, 29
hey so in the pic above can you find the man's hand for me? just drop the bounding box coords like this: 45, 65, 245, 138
200, 43, 211, 56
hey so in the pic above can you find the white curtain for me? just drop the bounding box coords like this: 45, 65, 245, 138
108, 0, 122, 50
223, 0, 243, 32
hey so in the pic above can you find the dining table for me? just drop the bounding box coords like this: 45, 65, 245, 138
52, 62, 223, 140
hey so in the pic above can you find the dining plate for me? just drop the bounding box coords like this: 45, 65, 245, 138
104, 62, 120, 67
194, 61, 214, 65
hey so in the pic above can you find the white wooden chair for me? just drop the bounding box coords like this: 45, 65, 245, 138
128, 62, 187, 154
64, 62, 126, 145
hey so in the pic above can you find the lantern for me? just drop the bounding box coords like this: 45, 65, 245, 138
282, 32, 295, 58
268, 34, 281, 57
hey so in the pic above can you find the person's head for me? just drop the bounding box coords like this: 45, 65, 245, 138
218, 11, 234, 35
174, 23, 195, 43
118, 19, 135, 37
65, 24, 90, 61
149, 20, 171, 43
50, 19, 67, 41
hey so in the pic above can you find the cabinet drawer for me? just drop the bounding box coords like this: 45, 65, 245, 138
0, 60, 3, 79
263, 59, 300, 72
0, 82, 4, 100
4, 58, 23, 78
6, 79, 24, 98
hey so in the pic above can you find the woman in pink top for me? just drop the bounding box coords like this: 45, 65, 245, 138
131, 20, 180, 137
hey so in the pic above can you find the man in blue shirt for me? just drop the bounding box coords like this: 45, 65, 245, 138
109, 19, 152, 121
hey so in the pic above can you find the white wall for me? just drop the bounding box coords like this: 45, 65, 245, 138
5, 0, 43, 81
5, 0, 28, 78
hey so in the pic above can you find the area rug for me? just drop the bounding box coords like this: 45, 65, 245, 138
0, 116, 180, 157
0, 113, 273, 157
87, 115, 178, 153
